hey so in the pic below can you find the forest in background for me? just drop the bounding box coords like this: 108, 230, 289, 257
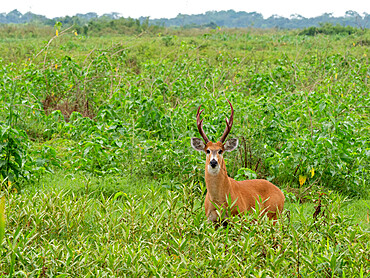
0, 9, 369, 29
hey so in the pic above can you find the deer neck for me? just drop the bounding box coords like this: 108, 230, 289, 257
205, 159, 231, 205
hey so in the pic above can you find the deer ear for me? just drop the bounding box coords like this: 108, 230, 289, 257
191, 137, 206, 151
224, 138, 238, 152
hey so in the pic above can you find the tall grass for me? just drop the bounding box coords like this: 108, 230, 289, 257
0, 173, 368, 276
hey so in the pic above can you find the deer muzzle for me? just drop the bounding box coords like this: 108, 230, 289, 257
210, 159, 218, 168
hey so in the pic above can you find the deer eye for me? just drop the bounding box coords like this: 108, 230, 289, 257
218, 150, 223, 155
206, 150, 210, 154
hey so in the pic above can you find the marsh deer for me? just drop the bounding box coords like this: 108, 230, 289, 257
191, 100, 285, 224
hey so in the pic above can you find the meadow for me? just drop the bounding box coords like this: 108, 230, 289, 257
0, 25, 369, 276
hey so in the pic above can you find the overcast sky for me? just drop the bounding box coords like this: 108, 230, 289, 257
1, 0, 369, 19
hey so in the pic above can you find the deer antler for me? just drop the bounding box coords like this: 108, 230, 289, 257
196, 105, 210, 144
219, 99, 234, 143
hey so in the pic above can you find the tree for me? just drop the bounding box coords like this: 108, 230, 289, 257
6, 9, 22, 23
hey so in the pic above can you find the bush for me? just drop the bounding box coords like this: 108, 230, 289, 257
299, 23, 362, 36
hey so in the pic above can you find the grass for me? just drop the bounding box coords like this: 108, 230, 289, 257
0, 26, 369, 276
0, 172, 369, 277
0, 27, 367, 65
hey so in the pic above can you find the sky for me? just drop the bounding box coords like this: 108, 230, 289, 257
1, 0, 369, 19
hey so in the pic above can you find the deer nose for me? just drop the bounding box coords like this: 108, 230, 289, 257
210, 159, 218, 168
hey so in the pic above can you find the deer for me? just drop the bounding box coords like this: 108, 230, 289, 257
191, 100, 285, 225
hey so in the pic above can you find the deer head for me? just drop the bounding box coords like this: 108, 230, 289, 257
191, 100, 238, 175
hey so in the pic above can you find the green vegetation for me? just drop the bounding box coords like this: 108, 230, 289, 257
299, 23, 366, 36
0, 25, 369, 276
1, 173, 369, 276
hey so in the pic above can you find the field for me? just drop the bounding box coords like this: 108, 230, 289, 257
0, 25, 369, 276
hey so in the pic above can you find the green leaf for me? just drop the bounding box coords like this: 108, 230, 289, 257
113, 191, 124, 201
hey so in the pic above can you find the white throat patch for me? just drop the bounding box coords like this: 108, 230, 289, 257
207, 164, 220, 175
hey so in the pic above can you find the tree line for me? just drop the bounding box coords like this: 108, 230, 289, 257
0, 9, 368, 31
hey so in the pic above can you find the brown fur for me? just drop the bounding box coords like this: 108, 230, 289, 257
203, 142, 285, 223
